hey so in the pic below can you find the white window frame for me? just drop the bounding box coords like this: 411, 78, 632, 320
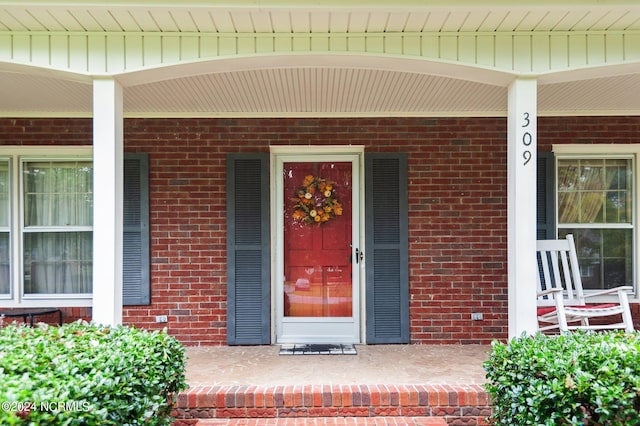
553, 144, 639, 301
0, 156, 11, 300
0, 146, 93, 308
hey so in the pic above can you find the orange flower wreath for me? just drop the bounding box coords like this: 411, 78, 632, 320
291, 175, 343, 225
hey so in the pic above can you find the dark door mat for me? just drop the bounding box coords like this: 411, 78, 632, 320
279, 344, 357, 355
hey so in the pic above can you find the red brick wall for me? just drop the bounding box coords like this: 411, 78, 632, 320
120, 117, 510, 345
0, 119, 93, 327
2, 116, 639, 345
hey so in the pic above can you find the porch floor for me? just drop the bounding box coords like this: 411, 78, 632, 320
184, 344, 489, 387
175, 345, 492, 426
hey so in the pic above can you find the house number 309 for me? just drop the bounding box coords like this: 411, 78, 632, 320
521, 112, 533, 166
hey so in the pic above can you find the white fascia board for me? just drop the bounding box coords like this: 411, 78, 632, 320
4, 0, 639, 8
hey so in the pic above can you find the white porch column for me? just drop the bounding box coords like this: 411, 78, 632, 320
507, 77, 539, 338
92, 78, 124, 326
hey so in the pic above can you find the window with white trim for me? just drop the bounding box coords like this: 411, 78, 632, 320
0, 160, 10, 296
23, 160, 93, 296
0, 148, 93, 306
556, 156, 633, 291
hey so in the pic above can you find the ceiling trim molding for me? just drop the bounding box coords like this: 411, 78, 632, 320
2, 109, 639, 119
1, 30, 639, 77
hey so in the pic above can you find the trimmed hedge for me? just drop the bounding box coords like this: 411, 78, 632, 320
484, 331, 640, 426
0, 320, 187, 425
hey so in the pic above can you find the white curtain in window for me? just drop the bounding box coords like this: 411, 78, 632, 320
0, 233, 9, 294
0, 162, 9, 294
24, 162, 93, 227
559, 162, 616, 224
25, 232, 92, 294
0, 161, 9, 227
23, 161, 93, 294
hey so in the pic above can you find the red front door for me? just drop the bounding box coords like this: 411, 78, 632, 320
283, 161, 352, 317
276, 155, 360, 344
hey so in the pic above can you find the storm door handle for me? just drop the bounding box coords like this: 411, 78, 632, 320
355, 248, 363, 264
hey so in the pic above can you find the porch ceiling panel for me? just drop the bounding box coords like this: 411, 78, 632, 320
0, 70, 92, 113
1, 65, 639, 117
538, 73, 640, 114
1, 2, 639, 117
1, 3, 639, 33
124, 68, 508, 116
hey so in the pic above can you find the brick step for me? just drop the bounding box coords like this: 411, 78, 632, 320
195, 417, 447, 425
173, 384, 491, 425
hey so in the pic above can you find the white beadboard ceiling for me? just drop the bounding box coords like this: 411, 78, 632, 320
125, 68, 510, 115
0, 1, 639, 117
2, 1, 639, 33
3, 66, 639, 117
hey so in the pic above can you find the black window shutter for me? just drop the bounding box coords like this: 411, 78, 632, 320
226, 154, 271, 345
365, 153, 409, 344
123, 153, 150, 305
537, 151, 555, 240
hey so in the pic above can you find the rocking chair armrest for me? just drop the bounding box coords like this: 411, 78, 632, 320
537, 288, 563, 298
583, 286, 633, 299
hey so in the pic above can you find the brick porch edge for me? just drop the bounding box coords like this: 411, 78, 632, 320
172, 384, 492, 426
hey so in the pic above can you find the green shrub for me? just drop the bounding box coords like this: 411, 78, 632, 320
0, 321, 187, 425
484, 331, 640, 425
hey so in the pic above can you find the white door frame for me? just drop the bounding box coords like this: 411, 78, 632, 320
271, 146, 365, 344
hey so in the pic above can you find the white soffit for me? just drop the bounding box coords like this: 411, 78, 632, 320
539, 73, 640, 114
1, 66, 639, 117
0, 1, 639, 116
0, 1, 639, 33
125, 68, 508, 116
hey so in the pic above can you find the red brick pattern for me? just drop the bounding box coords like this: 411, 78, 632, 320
172, 384, 491, 426
1, 117, 640, 346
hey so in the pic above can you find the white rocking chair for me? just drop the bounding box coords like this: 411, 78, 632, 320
536, 234, 635, 333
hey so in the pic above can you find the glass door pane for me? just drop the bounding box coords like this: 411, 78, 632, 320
283, 161, 352, 317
